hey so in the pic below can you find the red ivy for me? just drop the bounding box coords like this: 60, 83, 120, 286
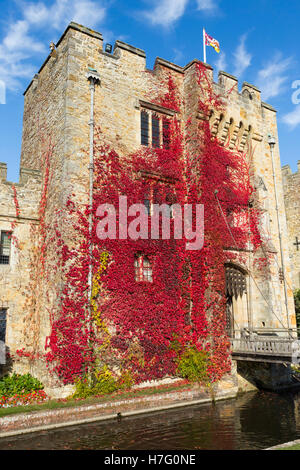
44, 66, 265, 385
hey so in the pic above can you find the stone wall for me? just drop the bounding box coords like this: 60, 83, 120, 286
0, 164, 41, 367
282, 162, 300, 290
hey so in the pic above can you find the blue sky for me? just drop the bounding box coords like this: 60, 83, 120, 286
0, 0, 300, 181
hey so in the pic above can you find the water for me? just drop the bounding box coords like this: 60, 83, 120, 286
1, 390, 300, 450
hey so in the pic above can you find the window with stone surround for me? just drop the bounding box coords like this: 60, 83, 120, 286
140, 101, 174, 149
0, 231, 12, 265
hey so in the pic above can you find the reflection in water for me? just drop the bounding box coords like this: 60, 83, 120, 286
1, 391, 300, 450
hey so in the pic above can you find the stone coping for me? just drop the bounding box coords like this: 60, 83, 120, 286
0, 380, 237, 438
262, 101, 277, 112
266, 439, 300, 450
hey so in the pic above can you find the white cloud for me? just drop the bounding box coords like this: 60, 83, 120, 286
3, 20, 45, 53
173, 48, 184, 64
214, 51, 227, 72
196, 0, 218, 12
282, 105, 300, 129
72, 1, 106, 28
232, 34, 252, 77
142, 0, 218, 26
256, 54, 292, 101
143, 0, 189, 27
0, 0, 107, 92
23, 3, 49, 25
24, 0, 107, 30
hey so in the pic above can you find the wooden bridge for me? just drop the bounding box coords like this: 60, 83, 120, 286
230, 330, 300, 364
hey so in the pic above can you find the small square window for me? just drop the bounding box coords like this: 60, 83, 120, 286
134, 255, 153, 283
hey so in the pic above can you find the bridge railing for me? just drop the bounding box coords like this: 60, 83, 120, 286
231, 337, 294, 356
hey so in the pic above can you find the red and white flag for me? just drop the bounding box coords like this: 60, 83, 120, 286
203, 28, 220, 63
205, 31, 220, 53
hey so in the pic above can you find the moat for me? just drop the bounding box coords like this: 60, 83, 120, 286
1, 390, 300, 450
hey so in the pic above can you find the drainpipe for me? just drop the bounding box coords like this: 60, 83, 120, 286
86, 69, 100, 322
267, 134, 290, 332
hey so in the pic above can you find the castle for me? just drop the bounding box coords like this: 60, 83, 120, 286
0, 22, 297, 394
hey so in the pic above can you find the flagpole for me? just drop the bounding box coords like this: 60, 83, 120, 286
203, 28, 207, 63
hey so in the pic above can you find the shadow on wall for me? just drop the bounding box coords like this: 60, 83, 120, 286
237, 361, 296, 392
0, 346, 13, 378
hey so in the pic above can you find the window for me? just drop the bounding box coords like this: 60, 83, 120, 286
143, 184, 177, 219
152, 115, 160, 148
0, 232, 11, 265
140, 107, 172, 149
0, 309, 7, 342
144, 197, 151, 216
163, 118, 170, 149
141, 111, 149, 146
134, 255, 153, 283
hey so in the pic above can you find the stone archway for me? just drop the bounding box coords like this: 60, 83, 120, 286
225, 264, 248, 338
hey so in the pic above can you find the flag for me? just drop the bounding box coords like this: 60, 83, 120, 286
205, 31, 220, 53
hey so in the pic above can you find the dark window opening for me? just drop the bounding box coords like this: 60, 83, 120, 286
141, 111, 149, 146
0, 232, 11, 265
163, 118, 170, 149
0, 309, 7, 343
144, 198, 151, 215
152, 115, 160, 148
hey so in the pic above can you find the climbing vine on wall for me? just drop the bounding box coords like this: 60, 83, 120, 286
18, 137, 55, 359
43, 64, 266, 386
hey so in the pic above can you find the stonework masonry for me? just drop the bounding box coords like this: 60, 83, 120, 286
0, 22, 296, 392
282, 162, 300, 290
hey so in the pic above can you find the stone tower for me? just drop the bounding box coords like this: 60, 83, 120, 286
282, 162, 300, 290
0, 22, 296, 391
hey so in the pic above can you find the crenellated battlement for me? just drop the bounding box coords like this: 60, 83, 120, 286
282, 161, 300, 198
0, 163, 41, 187
23, 22, 274, 120
282, 161, 300, 179
0, 163, 41, 221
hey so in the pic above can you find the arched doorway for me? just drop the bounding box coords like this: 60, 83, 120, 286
225, 264, 248, 338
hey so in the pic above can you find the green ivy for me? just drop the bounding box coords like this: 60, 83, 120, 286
0, 373, 44, 398
176, 347, 210, 383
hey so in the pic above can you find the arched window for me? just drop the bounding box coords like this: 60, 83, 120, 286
134, 255, 153, 283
